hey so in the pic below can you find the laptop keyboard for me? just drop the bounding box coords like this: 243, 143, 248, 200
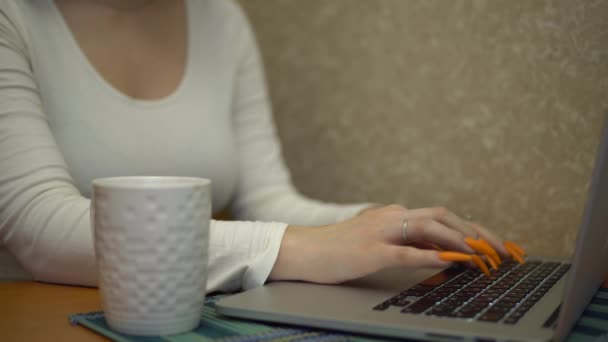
373, 260, 570, 324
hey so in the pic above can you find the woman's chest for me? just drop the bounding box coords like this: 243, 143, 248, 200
40, 80, 240, 210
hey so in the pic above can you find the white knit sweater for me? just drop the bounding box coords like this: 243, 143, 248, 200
0, 0, 369, 291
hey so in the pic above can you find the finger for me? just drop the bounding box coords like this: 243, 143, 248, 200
504, 244, 525, 264
405, 218, 474, 253
478, 239, 502, 264
486, 255, 498, 270
504, 241, 526, 256
469, 222, 509, 257
406, 207, 478, 238
505, 244, 525, 264
438, 209, 478, 238
471, 255, 490, 277
438, 251, 473, 262
464, 237, 501, 266
477, 239, 502, 265
385, 246, 452, 268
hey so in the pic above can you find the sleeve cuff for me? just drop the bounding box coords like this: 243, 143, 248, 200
242, 222, 288, 290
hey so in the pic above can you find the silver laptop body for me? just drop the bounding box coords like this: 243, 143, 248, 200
217, 117, 608, 342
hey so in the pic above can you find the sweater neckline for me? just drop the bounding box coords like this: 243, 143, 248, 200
48, 0, 193, 108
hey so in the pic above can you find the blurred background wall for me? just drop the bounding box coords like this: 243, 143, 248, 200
239, 0, 608, 256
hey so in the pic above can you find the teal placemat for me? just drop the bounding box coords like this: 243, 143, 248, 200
70, 290, 608, 341
567, 288, 608, 342
69, 295, 378, 342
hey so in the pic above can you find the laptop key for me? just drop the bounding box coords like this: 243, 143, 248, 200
402, 290, 428, 297
493, 302, 515, 310
498, 296, 520, 304
426, 294, 445, 301
428, 307, 456, 317
487, 306, 510, 314
479, 311, 506, 322
373, 301, 391, 311
458, 307, 480, 315
463, 302, 489, 311
434, 288, 453, 295
390, 298, 411, 307
401, 304, 430, 314
454, 310, 477, 318
441, 303, 461, 311
444, 298, 466, 306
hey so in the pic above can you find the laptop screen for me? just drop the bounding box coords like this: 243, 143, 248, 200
554, 115, 608, 341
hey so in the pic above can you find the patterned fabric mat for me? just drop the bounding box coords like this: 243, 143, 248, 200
70, 289, 608, 342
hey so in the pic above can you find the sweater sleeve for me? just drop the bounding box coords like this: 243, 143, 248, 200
0, 1, 286, 291
229, 4, 371, 226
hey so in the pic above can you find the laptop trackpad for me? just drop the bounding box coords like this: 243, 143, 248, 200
217, 266, 450, 319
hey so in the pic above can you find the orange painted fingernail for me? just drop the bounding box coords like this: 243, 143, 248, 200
505, 244, 525, 264
465, 237, 501, 266
504, 241, 526, 256
471, 255, 490, 277
486, 255, 498, 270
464, 237, 490, 254
479, 239, 502, 265
438, 252, 473, 262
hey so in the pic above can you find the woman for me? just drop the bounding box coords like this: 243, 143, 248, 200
0, 0, 515, 292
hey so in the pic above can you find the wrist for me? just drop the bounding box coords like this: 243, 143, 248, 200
268, 225, 321, 282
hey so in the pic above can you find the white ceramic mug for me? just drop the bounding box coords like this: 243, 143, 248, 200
91, 176, 211, 336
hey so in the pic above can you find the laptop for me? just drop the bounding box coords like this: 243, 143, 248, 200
216, 116, 608, 342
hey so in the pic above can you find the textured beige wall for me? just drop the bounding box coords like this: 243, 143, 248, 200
239, 0, 608, 256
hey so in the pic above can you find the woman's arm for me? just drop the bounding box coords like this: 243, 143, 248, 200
228, 4, 372, 226
0, 1, 98, 285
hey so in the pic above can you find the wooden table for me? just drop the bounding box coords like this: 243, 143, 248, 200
0, 282, 107, 341
3, 281, 607, 341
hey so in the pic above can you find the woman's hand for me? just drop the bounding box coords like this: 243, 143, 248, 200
269, 204, 512, 284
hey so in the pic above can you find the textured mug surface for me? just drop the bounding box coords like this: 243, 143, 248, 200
91, 176, 211, 336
